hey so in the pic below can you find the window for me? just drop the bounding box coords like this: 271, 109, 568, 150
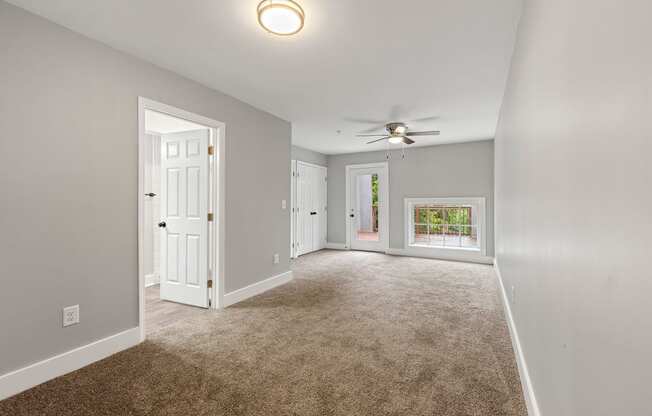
405, 198, 485, 253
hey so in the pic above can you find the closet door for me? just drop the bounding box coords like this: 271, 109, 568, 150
295, 162, 327, 256
297, 162, 313, 255
311, 166, 326, 251
309, 166, 320, 250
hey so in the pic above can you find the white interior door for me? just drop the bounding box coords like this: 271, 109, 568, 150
348, 164, 388, 252
295, 162, 327, 256
297, 162, 313, 256
313, 166, 327, 250
160, 129, 210, 308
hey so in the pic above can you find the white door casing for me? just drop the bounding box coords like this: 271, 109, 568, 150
160, 129, 210, 307
144, 133, 161, 286
346, 162, 389, 252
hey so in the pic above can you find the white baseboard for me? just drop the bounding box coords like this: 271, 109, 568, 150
494, 259, 541, 416
325, 242, 348, 250
0, 327, 140, 400
145, 273, 159, 287
223, 271, 293, 307
385, 247, 494, 265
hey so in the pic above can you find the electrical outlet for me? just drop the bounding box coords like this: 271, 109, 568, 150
510, 286, 516, 305
63, 305, 79, 327
273, 253, 280, 264
281, 199, 287, 210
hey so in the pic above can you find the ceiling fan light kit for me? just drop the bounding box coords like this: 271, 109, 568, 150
257, 0, 305, 36
356, 121, 441, 147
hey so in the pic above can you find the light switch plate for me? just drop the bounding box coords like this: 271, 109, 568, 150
281, 199, 287, 210
63, 305, 80, 327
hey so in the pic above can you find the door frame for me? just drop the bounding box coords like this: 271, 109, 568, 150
345, 162, 389, 252
291, 160, 327, 258
138, 97, 226, 342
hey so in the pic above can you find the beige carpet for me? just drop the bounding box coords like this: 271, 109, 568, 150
0, 250, 526, 416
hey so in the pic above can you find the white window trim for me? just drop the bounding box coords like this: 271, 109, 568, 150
404, 197, 487, 257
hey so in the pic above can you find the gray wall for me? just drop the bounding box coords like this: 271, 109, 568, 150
0, 1, 290, 375
291, 145, 328, 167
327, 141, 494, 254
494, 0, 651, 414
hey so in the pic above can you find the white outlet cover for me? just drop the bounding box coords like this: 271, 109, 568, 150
273, 253, 280, 264
63, 305, 80, 327
281, 199, 287, 210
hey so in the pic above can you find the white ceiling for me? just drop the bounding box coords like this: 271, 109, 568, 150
8, 0, 522, 155
145, 110, 207, 134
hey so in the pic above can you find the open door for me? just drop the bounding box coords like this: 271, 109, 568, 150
159, 129, 210, 308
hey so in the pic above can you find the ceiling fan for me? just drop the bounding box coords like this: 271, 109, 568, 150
356, 122, 440, 145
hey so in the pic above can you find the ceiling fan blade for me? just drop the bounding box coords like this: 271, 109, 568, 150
343, 117, 387, 125
409, 115, 440, 124
356, 134, 388, 137
366, 137, 390, 144
401, 136, 415, 145
405, 131, 441, 136
344, 117, 388, 134
358, 125, 387, 134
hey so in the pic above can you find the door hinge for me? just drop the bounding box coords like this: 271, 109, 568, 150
208, 212, 214, 222
208, 145, 214, 155
207, 279, 213, 288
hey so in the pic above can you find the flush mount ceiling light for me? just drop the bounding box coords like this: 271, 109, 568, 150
257, 0, 305, 36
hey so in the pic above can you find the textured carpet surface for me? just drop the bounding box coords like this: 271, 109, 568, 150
0, 250, 526, 415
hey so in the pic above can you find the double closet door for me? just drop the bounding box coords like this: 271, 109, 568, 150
293, 161, 327, 257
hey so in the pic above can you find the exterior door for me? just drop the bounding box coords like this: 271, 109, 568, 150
348, 164, 388, 252
159, 129, 210, 308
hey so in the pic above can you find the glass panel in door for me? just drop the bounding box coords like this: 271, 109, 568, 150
355, 173, 379, 242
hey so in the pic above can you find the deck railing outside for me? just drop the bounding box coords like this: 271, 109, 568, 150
413, 224, 478, 249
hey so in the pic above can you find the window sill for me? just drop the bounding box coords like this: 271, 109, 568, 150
389, 245, 492, 265
408, 244, 480, 253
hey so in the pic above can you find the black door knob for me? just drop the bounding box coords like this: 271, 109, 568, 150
158, 221, 166, 228
349, 214, 355, 218
145, 193, 157, 197
310, 212, 317, 215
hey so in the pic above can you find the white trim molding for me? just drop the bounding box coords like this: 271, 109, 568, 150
223, 271, 293, 307
494, 259, 541, 416
145, 273, 160, 287
138, 97, 227, 343
325, 242, 348, 250
0, 327, 140, 400
404, 197, 487, 257
386, 247, 494, 265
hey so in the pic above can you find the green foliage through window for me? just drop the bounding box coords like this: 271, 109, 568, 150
413, 205, 473, 236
